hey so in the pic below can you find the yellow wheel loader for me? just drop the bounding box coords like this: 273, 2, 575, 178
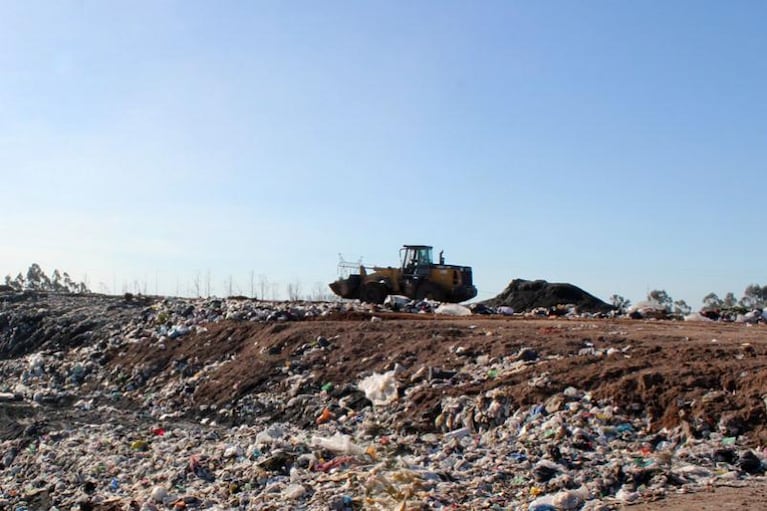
329, 245, 477, 304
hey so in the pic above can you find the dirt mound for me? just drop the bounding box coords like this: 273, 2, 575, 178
483, 278, 613, 313
99, 316, 767, 443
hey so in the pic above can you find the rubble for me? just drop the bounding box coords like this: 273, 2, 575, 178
1, 291, 767, 509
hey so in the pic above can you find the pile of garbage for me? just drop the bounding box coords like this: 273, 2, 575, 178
627, 301, 767, 324
4, 382, 765, 510
378, 295, 595, 319
1, 291, 766, 510
691, 308, 767, 324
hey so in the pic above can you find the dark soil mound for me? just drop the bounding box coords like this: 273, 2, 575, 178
483, 278, 613, 313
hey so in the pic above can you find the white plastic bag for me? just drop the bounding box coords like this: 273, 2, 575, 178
383, 295, 410, 309
357, 370, 398, 406
311, 433, 365, 455
434, 304, 472, 316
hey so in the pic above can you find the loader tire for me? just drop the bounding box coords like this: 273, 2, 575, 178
361, 283, 387, 304
415, 282, 445, 302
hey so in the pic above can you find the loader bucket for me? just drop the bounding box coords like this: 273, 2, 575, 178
329, 274, 361, 299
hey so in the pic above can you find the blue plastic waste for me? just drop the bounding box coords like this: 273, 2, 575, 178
510, 452, 527, 462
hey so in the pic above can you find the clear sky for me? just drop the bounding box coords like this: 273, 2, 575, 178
1, 1, 765, 305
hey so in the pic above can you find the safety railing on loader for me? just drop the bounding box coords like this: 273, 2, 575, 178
336, 254, 366, 279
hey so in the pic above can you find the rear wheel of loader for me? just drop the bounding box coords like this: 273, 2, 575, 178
416, 282, 445, 302
361, 283, 387, 304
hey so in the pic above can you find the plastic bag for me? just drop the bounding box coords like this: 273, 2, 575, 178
311, 433, 365, 456
357, 370, 398, 406
434, 304, 472, 316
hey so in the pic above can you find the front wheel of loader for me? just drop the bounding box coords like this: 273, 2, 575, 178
361, 283, 387, 304
415, 282, 445, 302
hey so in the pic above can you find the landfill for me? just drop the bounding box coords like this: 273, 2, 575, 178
1, 291, 767, 510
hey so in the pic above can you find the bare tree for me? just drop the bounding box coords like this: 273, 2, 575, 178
286, 280, 302, 301
312, 281, 328, 301
258, 274, 269, 301
193, 272, 201, 297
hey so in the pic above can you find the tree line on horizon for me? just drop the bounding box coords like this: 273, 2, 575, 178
2, 263, 91, 294
609, 284, 767, 315
1, 263, 336, 301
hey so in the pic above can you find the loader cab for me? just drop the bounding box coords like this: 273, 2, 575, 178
400, 245, 433, 277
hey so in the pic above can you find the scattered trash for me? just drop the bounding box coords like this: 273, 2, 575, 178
1, 291, 766, 509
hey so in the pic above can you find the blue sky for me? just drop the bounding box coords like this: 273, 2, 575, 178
1, 1, 765, 305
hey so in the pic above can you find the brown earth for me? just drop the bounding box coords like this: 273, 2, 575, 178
101, 314, 767, 509
623, 479, 767, 510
